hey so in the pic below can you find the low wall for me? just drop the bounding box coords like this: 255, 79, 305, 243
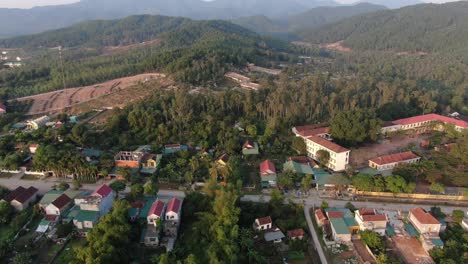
356, 191, 467, 201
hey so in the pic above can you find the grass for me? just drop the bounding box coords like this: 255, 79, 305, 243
52, 238, 86, 264
0, 172, 17, 178
21, 174, 40, 180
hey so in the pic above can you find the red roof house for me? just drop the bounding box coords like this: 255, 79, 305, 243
393, 113, 468, 128
254, 216, 273, 231
287, 228, 305, 240
369, 151, 420, 171
165, 198, 182, 221
315, 209, 327, 226
147, 200, 166, 225
0, 102, 6, 114
260, 160, 276, 176
46, 194, 72, 216
3, 186, 26, 203
92, 184, 113, 198
8, 186, 39, 211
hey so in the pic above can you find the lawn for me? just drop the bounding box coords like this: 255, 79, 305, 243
52, 238, 86, 264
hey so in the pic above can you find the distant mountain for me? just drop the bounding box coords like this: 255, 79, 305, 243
0, 0, 338, 38
299, 2, 468, 54
232, 3, 386, 38
361, 0, 423, 9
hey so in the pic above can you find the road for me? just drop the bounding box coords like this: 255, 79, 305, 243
304, 204, 329, 264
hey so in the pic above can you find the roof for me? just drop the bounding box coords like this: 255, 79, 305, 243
344, 217, 358, 227
283, 160, 314, 175
139, 197, 158, 218
410, 208, 440, 225
325, 208, 353, 218
39, 190, 64, 205
218, 153, 229, 163
430, 238, 444, 247
329, 218, 350, 235
287, 228, 305, 238
29, 143, 39, 149
13, 186, 38, 203
260, 160, 276, 176
242, 142, 259, 155
0, 102, 6, 111
264, 230, 285, 242
362, 214, 387, 222
51, 194, 72, 209
167, 198, 182, 214
243, 141, 255, 149
295, 126, 330, 137
370, 151, 420, 165
75, 210, 99, 222
315, 209, 326, 221
306, 135, 349, 153
3, 186, 27, 202
257, 216, 272, 226
92, 184, 113, 198
358, 209, 376, 215
148, 200, 165, 217
393, 113, 468, 128
287, 156, 312, 165
82, 148, 102, 157
327, 211, 343, 218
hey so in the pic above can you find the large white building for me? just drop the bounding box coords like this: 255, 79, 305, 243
354, 209, 388, 236
381, 113, 468, 133
293, 125, 350, 171
408, 208, 441, 235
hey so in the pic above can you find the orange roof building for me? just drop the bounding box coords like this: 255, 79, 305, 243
369, 151, 420, 171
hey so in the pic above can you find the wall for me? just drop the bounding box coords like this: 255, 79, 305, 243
356, 191, 467, 201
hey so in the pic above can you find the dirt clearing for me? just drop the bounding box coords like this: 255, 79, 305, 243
12, 73, 165, 115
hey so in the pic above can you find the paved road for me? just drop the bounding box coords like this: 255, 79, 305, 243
304, 204, 329, 264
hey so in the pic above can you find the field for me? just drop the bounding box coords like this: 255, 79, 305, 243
12, 73, 166, 116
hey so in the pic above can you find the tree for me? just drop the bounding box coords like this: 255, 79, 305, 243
269, 189, 284, 209
360, 231, 384, 251
330, 109, 382, 147
292, 137, 306, 154
56, 222, 73, 238
452, 210, 464, 223
320, 201, 329, 209
158, 254, 169, 264
345, 202, 356, 212
429, 182, 445, 194
0, 201, 12, 224
384, 176, 408, 193
430, 206, 445, 218
352, 174, 374, 191
144, 181, 158, 196
72, 179, 82, 190
316, 149, 330, 168
109, 181, 126, 194
57, 182, 70, 191
301, 175, 313, 193
75, 201, 131, 264
246, 125, 257, 137
130, 183, 144, 199
12, 251, 32, 264
277, 172, 294, 189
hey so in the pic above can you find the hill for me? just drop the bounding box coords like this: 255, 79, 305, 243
362, 0, 423, 9
299, 2, 468, 55
0, 0, 338, 38
232, 3, 386, 39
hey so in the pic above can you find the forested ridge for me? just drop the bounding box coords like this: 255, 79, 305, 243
299, 2, 468, 56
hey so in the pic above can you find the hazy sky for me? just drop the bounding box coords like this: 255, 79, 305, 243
0, 0, 461, 8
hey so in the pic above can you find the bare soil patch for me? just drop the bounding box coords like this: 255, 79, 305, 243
319, 41, 351, 52
102, 38, 162, 55
13, 73, 165, 115
352, 239, 376, 264
392, 236, 434, 264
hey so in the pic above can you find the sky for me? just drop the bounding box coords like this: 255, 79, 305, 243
0, 0, 461, 8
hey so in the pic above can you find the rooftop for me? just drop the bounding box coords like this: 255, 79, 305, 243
283, 160, 314, 175
260, 160, 276, 176
92, 184, 113, 198
75, 210, 99, 222
287, 228, 305, 238
329, 218, 350, 235
51, 194, 72, 209
370, 151, 420, 165
264, 230, 285, 242
327, 211, 343, 219
13, 186, 38, 203
306, 135, 349, 153
148, 200, 165, 217
167, 198, 182, 214
257, 216, 272, 226
410, 208, 440, 225
393, 113, 468, 128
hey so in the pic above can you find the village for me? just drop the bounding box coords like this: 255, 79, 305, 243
0, 106, 467, 263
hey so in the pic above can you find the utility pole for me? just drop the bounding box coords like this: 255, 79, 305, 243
58, 46, 67, 89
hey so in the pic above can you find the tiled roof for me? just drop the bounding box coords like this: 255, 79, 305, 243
257, 216, 272, 226
0, 102, 6, 111
13, 187, 38, 203
287, 228, 305, 238
260, 160, 276, 176
329, 218, 350, 235
393, 113, 468, 128
370, 151, 419, 165
148, 200, 165, 217
51, 194, 72, 209
362, 214, 387, 222
295, 126, 330, 137
287, 156, 311, 165
315, 209, 326, 221
165, 144, 181, 149
358, 209, 376, 215
327, 211, 343, 218
218, 153, 229, 163
306, 135, 349, 153
92, 184, 113, 198
243, 141, 255, 149
410, 208, 440, 225
3, 186, 26, 202
167, 198, 181, 214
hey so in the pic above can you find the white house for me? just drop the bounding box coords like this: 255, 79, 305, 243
292, 125, 350, 171
45, 194, 72, 216
329, 218, 351, 243
354, 209, 388, 236
27, 115, 50, 130
369, 151, 420, 171
147, 200, 165, 226
408, 208, 441, 235
29, 143, 39, 154
76, 184, 114, 215
165, 198, 182, 221
3, 186, 39, 211
253, 216, 273, 231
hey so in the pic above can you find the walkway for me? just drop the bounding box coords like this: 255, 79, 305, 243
304, 204, 329, 264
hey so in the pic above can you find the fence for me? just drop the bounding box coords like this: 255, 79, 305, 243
356, 191, 467, 201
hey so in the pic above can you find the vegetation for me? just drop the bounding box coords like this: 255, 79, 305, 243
360, 230, 384, 251
430, 224, 468, 264
330, 109, 382, 147
451, 210, 465, 223
352, 174, 416, 193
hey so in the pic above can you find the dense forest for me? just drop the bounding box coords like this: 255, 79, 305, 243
299, 2, 468, 59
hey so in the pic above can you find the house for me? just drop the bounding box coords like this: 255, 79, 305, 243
27, 115, 50, 130
147, 200, 165, 226
313, 169, 351, 191
224, 72, 261, 90
165, 198, 182, 222
324, 208, 359, 235
380, 121, 402, 134
315, 209, 327, 226
29, 143, 39, 154
81, 148, 102, 164
287, 228, 305, 240
260, 160, 277, 188
45, 194, 72, 217
142, 226, 161, 247
408, 208, 441, 235
217, 153, 230, 166
354, 209, 388, 236
369, 151, 420, 171
292, 125, 350, 171
283, 160, 314, 175
140, 154, 162, 175
381, 113, 468, 133
242, 141, 259, 155
3, 186, 39, 211
73, 210, 100, 231
264, 229, 285, 243
0, 102, 6, 114
253, 216, 273, 231
38, 189, 82, 211
329, 218, 351, 243
114, 151, 144, 169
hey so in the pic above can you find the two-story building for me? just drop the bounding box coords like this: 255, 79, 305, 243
260, 160, 277, 188
354, 209, 388, 236
408, 208, 441, 235
45, 194, 73, 219
253, 216, 273, 231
